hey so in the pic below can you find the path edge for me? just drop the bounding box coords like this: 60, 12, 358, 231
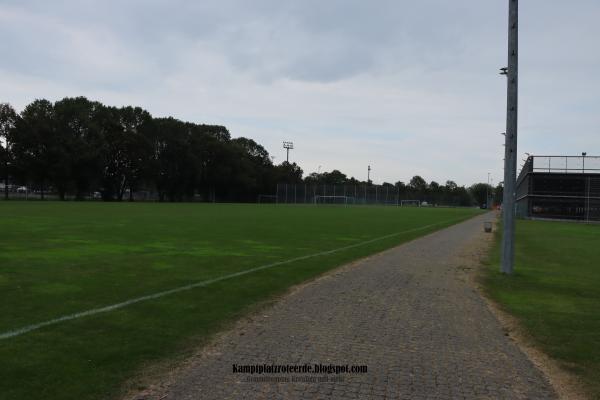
470, 216, 590, 400
119, 213, 483, 399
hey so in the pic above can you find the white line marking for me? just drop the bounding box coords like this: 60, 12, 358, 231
0, 218, 464, 340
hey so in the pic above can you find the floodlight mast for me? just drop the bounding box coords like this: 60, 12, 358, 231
283, 141, 294, 163
501, 0, 518, 275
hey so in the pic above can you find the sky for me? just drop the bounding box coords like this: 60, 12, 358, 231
1, 1, 599, 186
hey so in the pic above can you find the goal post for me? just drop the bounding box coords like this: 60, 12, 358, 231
400, 199, 421, 207
257, 194, 277, 204
314, 195, 355, 205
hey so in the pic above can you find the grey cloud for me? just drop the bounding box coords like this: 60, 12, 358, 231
1, 0, 599, 184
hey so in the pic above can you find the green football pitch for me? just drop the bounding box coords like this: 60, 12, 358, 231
0, 202, 479, 400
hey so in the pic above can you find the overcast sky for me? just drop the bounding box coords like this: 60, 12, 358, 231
1, 1, 598, 186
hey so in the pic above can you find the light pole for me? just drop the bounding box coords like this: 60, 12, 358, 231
582, 152, 587, 173
487, 172, 491, 209
500, 0, 518, 275
283, 141, 294, 163
367, 165, 371, 184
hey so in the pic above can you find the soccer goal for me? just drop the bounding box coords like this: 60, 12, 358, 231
400, 199, 421, 207
257, 194, 277, 204
314, 195, 354, 205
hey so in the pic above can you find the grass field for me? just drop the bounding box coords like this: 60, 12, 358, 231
0, 202, 479, 400
484, 219, 600, 398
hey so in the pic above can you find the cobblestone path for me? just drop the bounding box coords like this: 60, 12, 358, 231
135, 213, 556, 400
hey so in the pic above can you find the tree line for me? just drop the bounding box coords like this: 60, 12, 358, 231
0, 98, 499, 205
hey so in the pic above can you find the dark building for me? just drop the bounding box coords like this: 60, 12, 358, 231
516, 155, 600, 221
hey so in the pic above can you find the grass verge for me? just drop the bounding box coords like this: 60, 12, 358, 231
482, 219, 600, 398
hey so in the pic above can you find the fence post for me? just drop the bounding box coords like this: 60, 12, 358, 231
586, 176, 591, 222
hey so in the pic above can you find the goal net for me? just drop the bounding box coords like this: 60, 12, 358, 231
314, 195, 354, 205
400, 199, 421, 207
257, 194, 277, 203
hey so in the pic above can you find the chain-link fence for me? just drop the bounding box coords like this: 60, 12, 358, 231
261, 184, 422, 206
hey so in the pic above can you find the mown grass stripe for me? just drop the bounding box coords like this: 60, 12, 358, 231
1, 218, 461, 340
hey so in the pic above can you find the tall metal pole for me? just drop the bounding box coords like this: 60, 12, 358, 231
501, 0, 518, 274
487, 172, 490, 209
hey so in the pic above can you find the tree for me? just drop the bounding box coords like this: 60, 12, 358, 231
445, 180, 458, 191
118, 106, 153, 201
232, 137, 271, 166
304, 172, 323, 185
322, 169, 347, 185
454, 186, 474, 207
409, 175, 427, 191
273, 162, 303, 184
428, 181, 441, 204
408, 175, 428, 200
469, 183, 494, 207
97, 106, 153, 201
11, 99, 57, 199
0, 103, 18, 199
54, 97, 106, 199
2, 97, 495, 205
493, 183, 503, 206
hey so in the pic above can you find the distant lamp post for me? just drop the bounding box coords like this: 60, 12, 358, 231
367, 165, 371, 184
582, 152, 587, 173
283, 141, 294, 163
487, 172, 491, 209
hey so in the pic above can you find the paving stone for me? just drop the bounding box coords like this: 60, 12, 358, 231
133, 213, 556, 400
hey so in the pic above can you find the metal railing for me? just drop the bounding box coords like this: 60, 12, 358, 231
521, 155, 600, 174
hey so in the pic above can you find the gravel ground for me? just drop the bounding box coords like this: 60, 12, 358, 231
130, 212, 556, 400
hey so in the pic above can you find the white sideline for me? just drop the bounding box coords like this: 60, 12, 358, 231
0, 218, 462, 340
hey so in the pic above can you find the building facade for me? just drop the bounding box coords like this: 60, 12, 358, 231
516, 155, 600, 221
